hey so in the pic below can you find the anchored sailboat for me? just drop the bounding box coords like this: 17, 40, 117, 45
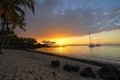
88, 34, 95, 48
96, 39, 101, 47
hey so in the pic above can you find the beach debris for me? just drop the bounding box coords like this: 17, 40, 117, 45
98, 65, 120, 80
28, 70, 33, 73
80, 67, 96, 78
34, 77, 39, 80
0, 52, 5, 55
51, 60, 60, 67
52, 71, 57, 76
63, 63, 80, 71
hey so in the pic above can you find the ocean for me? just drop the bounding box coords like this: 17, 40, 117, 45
36, 45, 120, 64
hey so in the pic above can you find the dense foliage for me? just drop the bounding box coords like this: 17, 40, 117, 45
0, 0, 35, 53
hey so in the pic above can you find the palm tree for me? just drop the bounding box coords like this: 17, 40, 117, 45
0, 0, 35, 54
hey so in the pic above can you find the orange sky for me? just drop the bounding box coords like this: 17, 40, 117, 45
35, 29, 120, 45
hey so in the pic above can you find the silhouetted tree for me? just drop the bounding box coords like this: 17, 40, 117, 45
0, 0, 35, 54
42, 40, 56, 47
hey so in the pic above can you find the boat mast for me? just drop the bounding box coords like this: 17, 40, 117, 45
89, 33, 91, 44
89, 33, 93, 44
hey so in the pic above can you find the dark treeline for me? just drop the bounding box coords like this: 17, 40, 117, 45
0, 30, 43, 49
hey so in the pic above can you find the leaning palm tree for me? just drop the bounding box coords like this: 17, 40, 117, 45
0, 0, 35, 54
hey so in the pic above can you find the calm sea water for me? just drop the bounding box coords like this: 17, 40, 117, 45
36, 45, 120, 63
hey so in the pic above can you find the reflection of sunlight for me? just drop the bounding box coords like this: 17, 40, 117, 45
57, 47, 64, 53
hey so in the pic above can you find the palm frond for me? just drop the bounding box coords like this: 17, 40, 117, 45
14, 6, 25, 17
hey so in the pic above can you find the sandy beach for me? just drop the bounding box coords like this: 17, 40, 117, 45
0, 49, 103, 80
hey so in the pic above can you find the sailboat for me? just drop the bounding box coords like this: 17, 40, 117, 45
95, 39, 101, 47
88, 34, 95, 48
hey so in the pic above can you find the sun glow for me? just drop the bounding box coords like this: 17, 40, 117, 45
57, 40, 64, 46
51, 38, 66, 46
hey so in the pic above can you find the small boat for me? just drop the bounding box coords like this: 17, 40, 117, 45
95, 39, 101, 47
89, 43, 95, 47
96, 44, 101, 47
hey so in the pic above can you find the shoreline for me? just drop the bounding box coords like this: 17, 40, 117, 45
1, 49, 119, 80
26, 49, 120, 67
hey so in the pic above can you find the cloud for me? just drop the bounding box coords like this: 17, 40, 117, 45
16, 0, 120, 39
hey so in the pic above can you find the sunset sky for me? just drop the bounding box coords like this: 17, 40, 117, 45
16, 0, 120, 44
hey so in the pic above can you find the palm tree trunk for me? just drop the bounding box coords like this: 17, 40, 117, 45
1, 22, 10, 48
0, 21, 10, 54
0, 23, 5, 54
0, 46, 2, 54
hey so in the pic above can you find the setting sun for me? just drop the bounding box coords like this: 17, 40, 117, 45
57, 41, 64, 46
51, 39, 66, 46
